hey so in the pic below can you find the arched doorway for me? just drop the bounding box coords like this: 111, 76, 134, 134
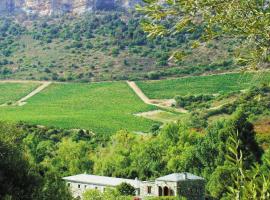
164, 186, 169, 196
158, 186, 162, 196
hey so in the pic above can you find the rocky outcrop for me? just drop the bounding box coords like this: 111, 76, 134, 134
0, 0, 15, 13
0, 0, 141, 16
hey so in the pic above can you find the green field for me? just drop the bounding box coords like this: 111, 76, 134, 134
137, 72, 270, 99
0, 82, 155, 134
0, 82, 40, 104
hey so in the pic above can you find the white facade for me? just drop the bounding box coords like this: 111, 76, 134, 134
63, 173, 205, 199
63, 174, 141, 198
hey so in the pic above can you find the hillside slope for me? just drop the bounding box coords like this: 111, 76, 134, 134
0, 12, 240, 82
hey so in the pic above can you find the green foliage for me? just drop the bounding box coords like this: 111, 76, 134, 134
92, 108, 264, 198
175, 94, 213, 110
219, 84, 269, 116
46, 138, 93, 176
207, 165, 235, 199
0, 122, 41, 199
93, 122, 202, 179
38, 172, 72, 200
0, 89, 268, 199
83, 188, 132, 200
224, 132, 270, 199
116, 182, 136, 196
138, 0, 270, 67
20, 123, 102, 177
0, 12, 242, 81
0, 18, 25, 58
83, 189, 103, 200
0, 122, 72, 200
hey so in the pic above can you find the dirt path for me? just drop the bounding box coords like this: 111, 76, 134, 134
127, 81, 188, 113
15, 82, 52, 106
127, 81, 152, 104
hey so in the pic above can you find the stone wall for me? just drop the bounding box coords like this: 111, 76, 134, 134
66, 181, 106, 198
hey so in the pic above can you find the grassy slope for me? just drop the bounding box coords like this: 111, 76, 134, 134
137, 72, 270, 99
0, 83, 40, 104
0, 82, 155, 134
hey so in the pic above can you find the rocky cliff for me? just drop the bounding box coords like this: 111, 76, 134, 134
0, 0, 141, 16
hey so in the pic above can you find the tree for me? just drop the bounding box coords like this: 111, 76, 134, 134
93, 131, 139, 178
224, 132, 270, 199
47, 138, 93, 175
137, 0, 270, 67
38, 172, 72, 200
0, 122, 41, 200
227, 109, 263, 166
0, 122, 73, 200
207, 165, 235, 199
116, 182, 136, 196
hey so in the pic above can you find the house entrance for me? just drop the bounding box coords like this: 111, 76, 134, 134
164, 186, 169, 196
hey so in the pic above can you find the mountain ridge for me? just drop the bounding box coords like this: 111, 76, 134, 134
0, 0, 141, 16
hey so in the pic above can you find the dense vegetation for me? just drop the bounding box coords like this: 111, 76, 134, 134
138, 0, 270, 67
0, 12, 239, 82
0, 78, 269, 200
177, 85, 270, 134
0, 1, 269, 199
1, 103, 270, 199
0, 122, 72, 200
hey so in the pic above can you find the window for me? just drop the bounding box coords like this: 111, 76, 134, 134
78, 184, 81, 189
84, 185, 87, 189
67, 183, 71, 187
147, 186, 152, 194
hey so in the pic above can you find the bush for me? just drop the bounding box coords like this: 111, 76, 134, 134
116, 183, 136, 196
175, 94, 213, 110
150, 123, 161, 135
148, 72, 161, 80
112, 47, 120, 57
83, 189, 103, 200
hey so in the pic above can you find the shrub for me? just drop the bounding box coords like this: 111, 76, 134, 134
116, 183, 136, 196
83, 189, 103, 200
148, 72, 161, 80
112, 47, 120, 57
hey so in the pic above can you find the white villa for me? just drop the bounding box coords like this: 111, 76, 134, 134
63, 172, 205, 200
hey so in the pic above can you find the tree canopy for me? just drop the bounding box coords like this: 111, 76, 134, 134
137, 0, 270, 67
